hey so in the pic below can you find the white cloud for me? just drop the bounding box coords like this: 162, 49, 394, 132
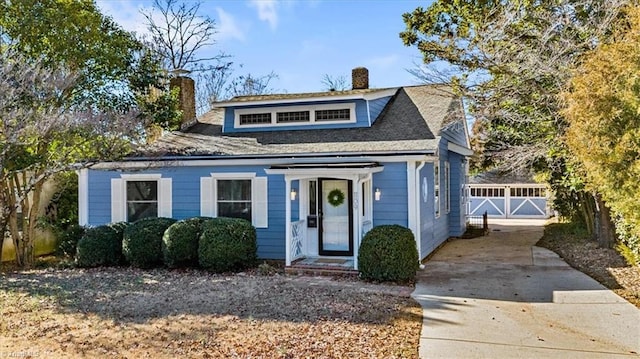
249, 0, 279, 30
96, 0, 150, 37
216, 7, 247, 42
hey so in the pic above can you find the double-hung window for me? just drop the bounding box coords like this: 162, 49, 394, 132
200, 173, 268, 228
434, 162, 440, 218
217, 179, 252, 221
444, 161, 450, 214
126, 181, 158, 222
111, 174, 172, 223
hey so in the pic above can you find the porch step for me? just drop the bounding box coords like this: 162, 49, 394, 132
285, 265, 359, 277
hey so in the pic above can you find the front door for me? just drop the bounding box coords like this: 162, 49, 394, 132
318, 178, 353, 256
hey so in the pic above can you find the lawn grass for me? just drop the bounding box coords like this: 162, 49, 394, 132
0, 265, 421, 358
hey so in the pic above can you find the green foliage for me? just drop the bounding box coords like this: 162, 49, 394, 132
563, 7, 640, 261
400, 0, 626, 228
76, 225, 122, 267
56, 224, 86, 258
614, 217, 640, 266
358, 225, 419, 283
122, 217, 176, 268
198, 217, 257, 273
162, 217, 210, 268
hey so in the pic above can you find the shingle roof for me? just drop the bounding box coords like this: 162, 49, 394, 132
219, 87, 394, 103
143, 84, 464, 158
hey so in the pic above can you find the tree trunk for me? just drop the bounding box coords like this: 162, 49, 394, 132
593, 193, 616, 248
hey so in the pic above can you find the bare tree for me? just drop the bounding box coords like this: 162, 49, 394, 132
0, 50, 141, 267
321, 74, 349, 91
225, 72, 279, 98
141, 0, 219, 72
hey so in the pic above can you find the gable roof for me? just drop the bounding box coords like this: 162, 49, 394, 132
142, 84, 466, 159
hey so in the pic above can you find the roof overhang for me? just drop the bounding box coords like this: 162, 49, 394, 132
213, 88, 398, 108
448, 142, 474, 156
265, 162, 384, 179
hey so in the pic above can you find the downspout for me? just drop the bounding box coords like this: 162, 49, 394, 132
415, 161, 426, 259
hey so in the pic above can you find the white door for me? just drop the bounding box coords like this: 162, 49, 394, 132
319, 179, 353, 256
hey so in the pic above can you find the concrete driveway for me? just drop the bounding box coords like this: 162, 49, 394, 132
412, 219, 640, 358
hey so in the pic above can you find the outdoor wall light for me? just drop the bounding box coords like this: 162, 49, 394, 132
290, 188, 297, 201
375, 188, 381, 201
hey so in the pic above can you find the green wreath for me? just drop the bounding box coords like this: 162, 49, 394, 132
327, 188, 345, 207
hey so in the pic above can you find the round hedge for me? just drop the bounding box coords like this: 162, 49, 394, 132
357, 225, 419, 282
198, 217, 257, 272
122, 217, 177, 268
162, 217, 211, 268
57, 224, 86, 258
76, 225, 123, 267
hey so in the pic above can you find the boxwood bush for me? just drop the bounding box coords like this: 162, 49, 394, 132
357, 225, 419, 282
122, 217, 176, 268
162, 217, 211, 268
57, 224, 86, 258
76, 225, 123, 267
198, 217, 257, 272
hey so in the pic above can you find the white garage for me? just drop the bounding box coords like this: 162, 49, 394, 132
466, 171, 551, 219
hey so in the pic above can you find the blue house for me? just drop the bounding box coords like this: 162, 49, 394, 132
78, 68, 472, 270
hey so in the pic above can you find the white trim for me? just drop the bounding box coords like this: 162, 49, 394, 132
448, 142, 473, 156
265, 167, 383, 178
203, 172, 268, 228
234, 103, 356, 128
120, 174, 162, 179
434, 161, 441, 218
414, 161, 426, 258
90, 155, 436, 170
445, 161, 451, 214
285, 178, 292, 266
116, 173, 172, 222
78, 169, 89, 226
366, 100, 372, 126
214, 88, 398, 107
407, 161, 418, 243
210, 172, 256, 179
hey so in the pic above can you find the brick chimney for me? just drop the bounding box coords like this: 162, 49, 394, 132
169, 75, 196, 129
352, 67, 369, 90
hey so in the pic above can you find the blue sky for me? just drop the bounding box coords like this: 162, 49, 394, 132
96, 0, 434, 94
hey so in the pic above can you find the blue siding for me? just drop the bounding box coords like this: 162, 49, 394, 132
448, 152, 466, 237
372, 162, 408, 227
368, 96, 392, 124
87, 166, 287, 259
419, 163, 434, 259
223, 99, 370, 133
440, 101, 469, 147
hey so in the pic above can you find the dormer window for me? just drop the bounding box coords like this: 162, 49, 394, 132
277, 111, 310, 123
239, 112, 271, 125
316, 109, 350, 121
234, 103, 356, 128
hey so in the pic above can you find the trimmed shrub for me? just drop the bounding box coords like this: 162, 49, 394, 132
358, 225, 419, 282
122, 217, 177, 268
76, 225, 122, 267
162, 217, 211, 268
198, 217, 257, 272
57, 224, 86, 258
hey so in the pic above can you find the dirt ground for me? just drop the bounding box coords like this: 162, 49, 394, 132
536, 223, 640, 308
0, 266, 421, 358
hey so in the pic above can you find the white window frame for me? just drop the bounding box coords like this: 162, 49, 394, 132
111, 174, 172, 223
434, 161, 440, 218
200, 172, 268, 228
445, 161, 450, 214
234, 103, 356, 128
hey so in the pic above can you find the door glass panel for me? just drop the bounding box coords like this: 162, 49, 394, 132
321, 180, 350, 252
